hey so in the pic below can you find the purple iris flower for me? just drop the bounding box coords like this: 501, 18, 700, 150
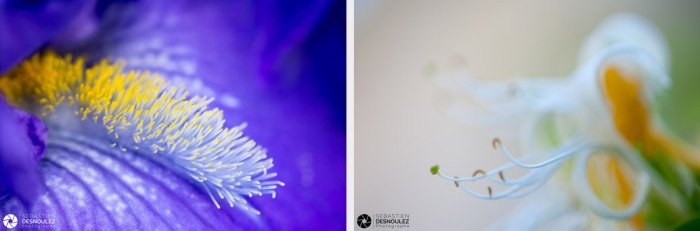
0, 0, 346, 230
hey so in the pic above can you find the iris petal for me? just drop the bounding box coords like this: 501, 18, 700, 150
2, 131, 268, 230
50, 0, 345, 229
0, 0, 95, 73
0, 100, 47, 207
2, 0, 347, 229
0, 0, 345, 229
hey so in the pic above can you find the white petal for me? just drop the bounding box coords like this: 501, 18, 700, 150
579, 13, 670, 73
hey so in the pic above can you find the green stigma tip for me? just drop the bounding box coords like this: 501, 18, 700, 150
430, 165, 440, 175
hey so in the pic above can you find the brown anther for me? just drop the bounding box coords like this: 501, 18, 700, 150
454, 177, 459, 187
498, 171, 506, 182
472, 169, 486, 177
488, 187, 492, 198
492, 138, 501, 149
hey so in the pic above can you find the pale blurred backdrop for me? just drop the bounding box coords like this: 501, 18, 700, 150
355, 0, 700, 230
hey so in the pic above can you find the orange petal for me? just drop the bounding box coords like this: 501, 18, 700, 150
601, 65, 700, 171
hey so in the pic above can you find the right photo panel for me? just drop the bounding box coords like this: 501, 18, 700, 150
355, 1, 700, 230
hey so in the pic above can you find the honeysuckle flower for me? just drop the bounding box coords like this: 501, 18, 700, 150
429, 13, 700, 229
0, 0, 345, 230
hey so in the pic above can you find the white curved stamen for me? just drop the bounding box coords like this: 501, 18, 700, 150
496, 135, 592, 169
505, 173, 552, 199
436, 134, 597, 199
573, 150, 651, 219
438, 134, 585, 184
450, 163, 557, 200
496, 163, 560, 188
439, 159, 543, 187
457, 183, 522, 200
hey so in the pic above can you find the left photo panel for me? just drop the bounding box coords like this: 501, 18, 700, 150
0, 0, 346, 230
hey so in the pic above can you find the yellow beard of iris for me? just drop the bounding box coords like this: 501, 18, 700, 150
0, 51, 220, 154
0, 51, 283, 212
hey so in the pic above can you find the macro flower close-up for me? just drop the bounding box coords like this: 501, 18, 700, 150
356, 1, 700, 230
428, 13, 700, 230
0, 0, 346, 230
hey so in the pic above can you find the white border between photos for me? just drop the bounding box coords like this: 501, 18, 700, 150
346, 0, 355, 230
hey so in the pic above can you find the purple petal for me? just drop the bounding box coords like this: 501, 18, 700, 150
50, 0, 100, 50
28, 0, 345, 229
2, 131, 268, 230
0, 99, 47, 207
0, 0, 95, 73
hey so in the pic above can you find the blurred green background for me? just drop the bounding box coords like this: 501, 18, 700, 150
658, 17, 700, 144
